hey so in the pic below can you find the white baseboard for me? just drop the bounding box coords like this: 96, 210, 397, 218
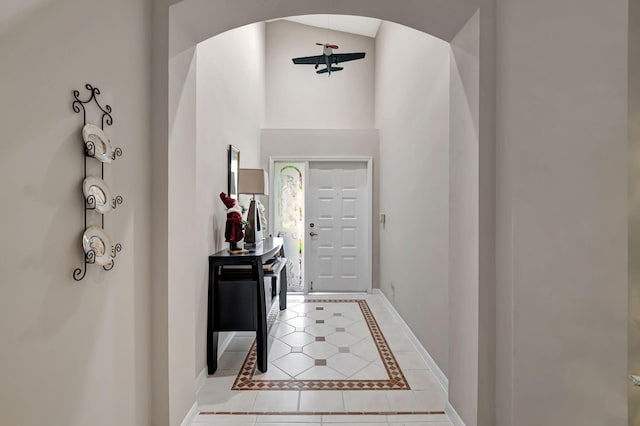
195, 331, 236, 392
446, 402, 466, 426
219, 331, 236, 359
188, 331, 238, 425
373, 289, 449, 392
180, 402, 198, 426
195, 366, 207, 393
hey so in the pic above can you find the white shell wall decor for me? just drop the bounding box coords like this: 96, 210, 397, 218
82, 123, 114, 163
82, 226, 114, 266
82, 176, 113, 214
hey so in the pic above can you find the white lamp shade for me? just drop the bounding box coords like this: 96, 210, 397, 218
238, 168, 269, 195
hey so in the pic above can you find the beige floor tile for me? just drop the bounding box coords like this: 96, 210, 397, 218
253, 364, 292, 380
342, 309, 365, 321
411, 390, 447, 410
321, 414, 389, 423
385, 335, 416, 352
306, 309, 334, 320
256, 423, 320, 426
193, 293, 448, 423
303, 341, 340, 359
343, 391, 390, 412
350, 362, 388, 380
387, 414, 449, 422
193, 414, 255, 424
223, 391, 258, 411
403, 370, 442, 391
280, 331, 316, 347
325, 332, 362, 348
327, 353, 368, 377
299, 390, 344, 412
226, 336, 255, 352
349, 339, 379, 362
253, 391, 300, 411
346, 323, 372, 338
325, 316, 356, 328
273, 322, 296, 338
290, 303, 317, 314
306, 323, 338, 337
325, 423, 389, 426
384, 390, 419, 411
393, 351, 430, 370
286, 316, 316, 328
272, 352, 315, 376
256, 414, 322, 423
200, 371, 236, 392
197, 391, 230, 411
277, 309, 300, 320
267, 338, 293, 360
217, 351, 246, 371
296, 365, 346, 380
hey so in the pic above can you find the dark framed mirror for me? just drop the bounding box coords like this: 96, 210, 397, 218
228, 145, 240, 200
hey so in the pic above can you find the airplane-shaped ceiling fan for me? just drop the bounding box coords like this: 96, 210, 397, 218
292, 43, 366, 76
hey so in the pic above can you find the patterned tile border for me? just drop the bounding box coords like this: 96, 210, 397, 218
199, 410, 446, 416
231, 299, 410, 391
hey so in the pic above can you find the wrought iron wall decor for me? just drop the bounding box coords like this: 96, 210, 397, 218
72, 84, 123, 281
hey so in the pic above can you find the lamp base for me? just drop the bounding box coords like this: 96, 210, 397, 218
244, 199, 264, 245
242, 240, 263, 252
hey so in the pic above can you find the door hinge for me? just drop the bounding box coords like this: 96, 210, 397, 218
310, 281, 313, 291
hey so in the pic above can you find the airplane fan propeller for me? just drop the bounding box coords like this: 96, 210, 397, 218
316, 42, 339, 49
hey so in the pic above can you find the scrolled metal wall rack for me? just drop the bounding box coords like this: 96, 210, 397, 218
72, 84, 124, 281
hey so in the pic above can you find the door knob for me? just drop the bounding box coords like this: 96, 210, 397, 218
310, 231, 319, 237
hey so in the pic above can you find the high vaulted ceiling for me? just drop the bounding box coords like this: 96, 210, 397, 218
281, 14, 382, 38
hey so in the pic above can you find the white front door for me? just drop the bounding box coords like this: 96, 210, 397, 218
306, 161, 370, 292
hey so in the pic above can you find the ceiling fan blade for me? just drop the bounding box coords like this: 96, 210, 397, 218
328, 44, 339, 49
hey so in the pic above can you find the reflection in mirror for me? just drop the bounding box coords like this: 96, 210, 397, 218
228, 145, 240, 200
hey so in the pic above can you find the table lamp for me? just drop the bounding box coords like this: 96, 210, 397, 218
238, 168, 269, 247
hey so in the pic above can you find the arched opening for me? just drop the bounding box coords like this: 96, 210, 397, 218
153, 2, 494, 425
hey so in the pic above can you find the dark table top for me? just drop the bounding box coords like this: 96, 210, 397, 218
209, 237, 283, 265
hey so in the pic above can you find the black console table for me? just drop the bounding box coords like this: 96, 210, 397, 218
207, 237, 287, 374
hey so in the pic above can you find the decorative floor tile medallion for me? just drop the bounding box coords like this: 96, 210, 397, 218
231, 299, 410, 391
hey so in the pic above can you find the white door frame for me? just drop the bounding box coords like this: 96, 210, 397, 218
269, 156, 373, 294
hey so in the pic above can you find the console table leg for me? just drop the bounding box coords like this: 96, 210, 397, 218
253, 259, 268, 372
280, 264, 287, 310
208, 331, 219, 374
207, 261, 219, 374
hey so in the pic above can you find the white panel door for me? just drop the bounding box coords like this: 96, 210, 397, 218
307, 161, 370, 292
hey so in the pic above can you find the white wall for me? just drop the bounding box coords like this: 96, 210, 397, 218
375, 21, 451, 376
163, 2, 488, 423
167, 41, 197, 426
0, 0, 152, 425
261, 129, 380, 288
449, 11, 480, 425
195, 22, 265, 375
629, 0, 640, 422
151, 1, 172, 422
10, 2, 627, 425
265, 20, 375, 129
162, 2, 629, 425
495, 0, 628, 425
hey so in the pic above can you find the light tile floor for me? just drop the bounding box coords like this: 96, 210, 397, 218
192, 293, 451, 426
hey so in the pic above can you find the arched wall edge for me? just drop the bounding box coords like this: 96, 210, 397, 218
151, 1, 496, 425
